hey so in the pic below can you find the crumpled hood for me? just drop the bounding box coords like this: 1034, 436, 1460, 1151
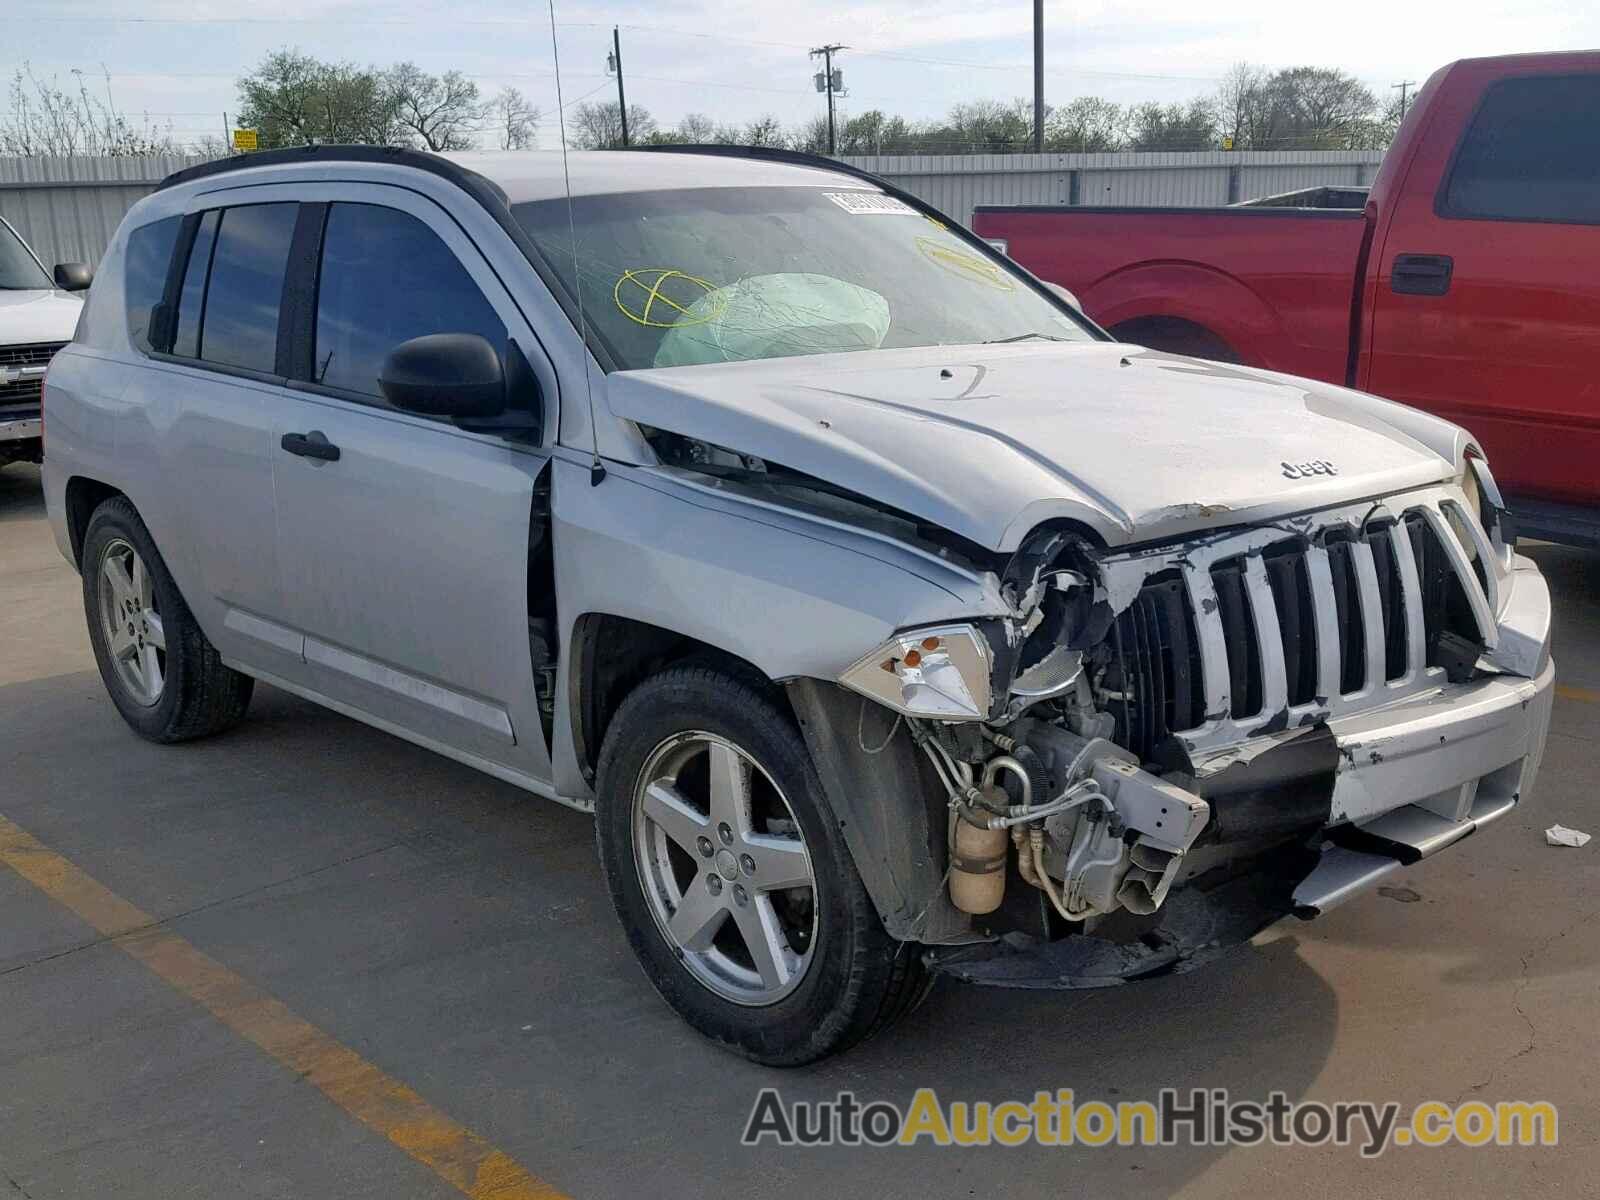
0, 288, 83, 346
606, 341, 1469, 551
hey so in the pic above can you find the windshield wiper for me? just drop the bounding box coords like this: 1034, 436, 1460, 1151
983, 332, 1071, 344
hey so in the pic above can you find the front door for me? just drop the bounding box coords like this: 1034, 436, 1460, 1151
1364, 69, 1600, 508
268, 189, 555, 777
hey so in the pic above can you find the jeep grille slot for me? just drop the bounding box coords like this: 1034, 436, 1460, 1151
1364, 521, 1409, 681
1108, 571, 1203, 760
1210, 558, 1263, 718
1093, 489, 1498, 756
1262, 543, 1318, 706
1323, 533, 1367, 695
1402, 512, 1482, 668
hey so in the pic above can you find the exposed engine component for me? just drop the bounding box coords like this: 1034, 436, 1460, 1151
948, 785, 1009, 915
920, 715, 1211, 924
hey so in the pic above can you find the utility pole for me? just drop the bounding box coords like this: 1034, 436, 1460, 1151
608, 26, 629, 147
810, 44, 846, 155
1392, 79, 1418, 122
1032, 0, 1044, 152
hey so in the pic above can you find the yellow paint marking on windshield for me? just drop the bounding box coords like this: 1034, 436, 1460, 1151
914, 236, 1015, 292
614, 268, 726, 328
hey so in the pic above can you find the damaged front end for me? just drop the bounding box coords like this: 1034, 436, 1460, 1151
808, 479, 1553, 989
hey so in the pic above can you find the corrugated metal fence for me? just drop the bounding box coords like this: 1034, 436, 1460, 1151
0, 155, 209, 270
842, 150, 1385, 224
0, 149, 1386, 271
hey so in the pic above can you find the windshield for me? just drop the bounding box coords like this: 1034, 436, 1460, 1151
0, 221, 50, 290
512, 186, 1094, 371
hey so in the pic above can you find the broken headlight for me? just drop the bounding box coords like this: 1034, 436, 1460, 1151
839, 624, 994, 721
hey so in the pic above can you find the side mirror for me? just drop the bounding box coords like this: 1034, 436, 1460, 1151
379, 333, 506, 419
54, 262, 93, 292
1045, 281, 1082, 311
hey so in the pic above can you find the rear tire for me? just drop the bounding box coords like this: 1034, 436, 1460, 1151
81, 497, 253, 743
595, 666, 927, 1065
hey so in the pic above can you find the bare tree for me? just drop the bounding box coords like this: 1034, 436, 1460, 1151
568, 100, 655, 149
1212, 62, 1265, 148
675, 113, 716, 142
385, 63, 482, 151
742, 115, 785, 147
489, 86, 538, 150
0, 64, 180, 156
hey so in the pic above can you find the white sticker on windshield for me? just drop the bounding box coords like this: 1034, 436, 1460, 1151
823, 192, 918, 216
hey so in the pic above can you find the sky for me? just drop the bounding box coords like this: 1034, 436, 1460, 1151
3, 0, 1596, 148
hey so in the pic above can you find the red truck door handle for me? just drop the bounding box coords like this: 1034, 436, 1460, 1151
1391, 254, 1454, 297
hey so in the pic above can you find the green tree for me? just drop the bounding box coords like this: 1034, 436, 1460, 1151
236, 49, 398, 148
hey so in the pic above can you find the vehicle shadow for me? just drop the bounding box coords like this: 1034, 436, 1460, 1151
0, 671, 1340, 1198
0, 463, 44, 522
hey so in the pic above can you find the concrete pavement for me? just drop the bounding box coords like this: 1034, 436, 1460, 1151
2, 462, 1597, 1198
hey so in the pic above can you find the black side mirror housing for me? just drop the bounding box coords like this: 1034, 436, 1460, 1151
379, 333, 507, 420
54, 262, 93, 292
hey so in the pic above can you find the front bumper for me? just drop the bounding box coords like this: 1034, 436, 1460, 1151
933, 554, 1555, 989
0, 414, 40, 444
1294, 656, 1554, 915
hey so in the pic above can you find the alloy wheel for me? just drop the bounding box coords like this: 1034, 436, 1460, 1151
632, 731, 817, 1005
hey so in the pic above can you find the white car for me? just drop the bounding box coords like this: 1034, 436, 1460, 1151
0, 214, 88, 468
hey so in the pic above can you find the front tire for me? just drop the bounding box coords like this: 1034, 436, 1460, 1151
595, 666, 926, 1065
81, 497, 253, 743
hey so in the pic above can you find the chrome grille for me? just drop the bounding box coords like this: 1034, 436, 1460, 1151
0, 341, 66, 411
1102, 487, 1499, 757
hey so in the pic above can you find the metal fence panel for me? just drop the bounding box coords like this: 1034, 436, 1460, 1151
0, 155, 209, 269
0, 149, 1388, 269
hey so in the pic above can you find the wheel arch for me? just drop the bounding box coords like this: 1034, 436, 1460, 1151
64, 475, 127, 568
565, 612, 786, 788
1082, 260, 1285, 368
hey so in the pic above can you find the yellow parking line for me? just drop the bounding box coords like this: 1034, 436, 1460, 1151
1556, 684, 1600, 704
0, 814, 568, 1200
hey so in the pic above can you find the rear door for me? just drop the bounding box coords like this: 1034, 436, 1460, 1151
118, 198, 305, 678
267, 186, 557, 778
1365, 67, 1600, 507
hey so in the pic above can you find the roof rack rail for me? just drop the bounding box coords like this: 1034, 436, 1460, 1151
631, 142, 901, 191
155, 144, 505, 200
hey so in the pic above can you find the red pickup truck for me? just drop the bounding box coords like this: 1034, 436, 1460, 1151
974, 51, 1600, 547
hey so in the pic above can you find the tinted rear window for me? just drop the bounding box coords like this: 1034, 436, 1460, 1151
1443, 75, 1600, 225
124, 215, 180, 353
197, 203, 297, 373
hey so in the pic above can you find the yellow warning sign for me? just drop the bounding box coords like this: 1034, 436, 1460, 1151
613, 268, 725, 328
232, 129, 259, 152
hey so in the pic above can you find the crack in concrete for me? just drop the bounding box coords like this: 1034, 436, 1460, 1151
0, 840, 404, 979
1455, 905, 1600, 1104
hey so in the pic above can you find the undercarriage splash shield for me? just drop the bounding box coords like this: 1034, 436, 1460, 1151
929, 846, 1315, 989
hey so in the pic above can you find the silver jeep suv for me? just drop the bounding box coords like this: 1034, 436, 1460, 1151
44, 146, 1554, 1064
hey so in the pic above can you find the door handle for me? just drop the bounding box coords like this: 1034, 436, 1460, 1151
1391, 253, 1453, 297
280, 430, 341, 461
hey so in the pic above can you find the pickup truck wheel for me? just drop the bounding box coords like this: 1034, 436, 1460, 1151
81, 498, 253, 743
595, 666, 927, 1065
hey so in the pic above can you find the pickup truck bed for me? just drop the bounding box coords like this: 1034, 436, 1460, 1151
983, 206, 1370, 385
